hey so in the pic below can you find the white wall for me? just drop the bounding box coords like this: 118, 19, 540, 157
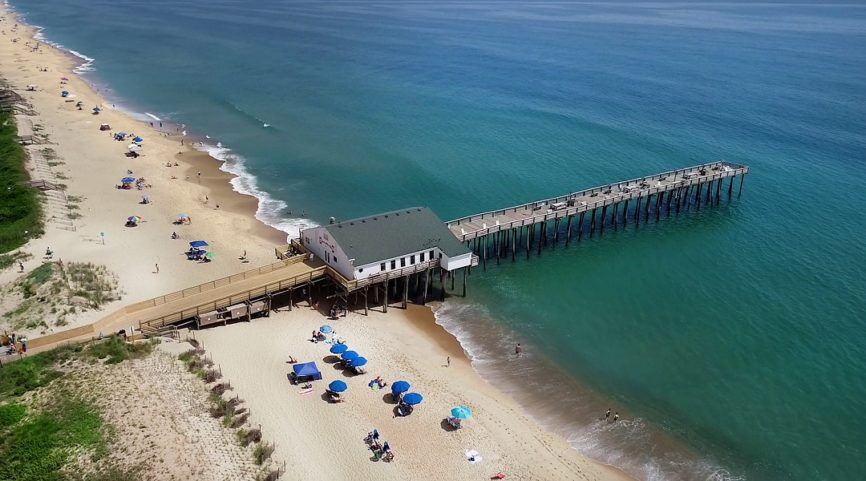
353, 246, 444, 280
301, 226, 355, 280
441, 251, 473, 271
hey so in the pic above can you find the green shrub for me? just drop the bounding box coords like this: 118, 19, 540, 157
0, 403, 26, 428
0, 112, 43, 253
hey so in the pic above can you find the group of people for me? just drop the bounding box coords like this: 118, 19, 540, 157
368, 376, 387, 390
365, 429, 394, 462
2, 332, 27, 355
604, 408, 620, 423
328, 304, 347, 319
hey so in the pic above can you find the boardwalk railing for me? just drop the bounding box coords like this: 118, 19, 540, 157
138, 266, 327, 330
446, 161, 748, 241
128, 255, 308, 312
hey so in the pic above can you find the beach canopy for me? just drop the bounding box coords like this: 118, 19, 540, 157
451, 406, 472, 420
133, 136, 143, 143
351, 357, 368, 367
292, 362, 322, 381
319, 325, 333, 334
340, 350, 359, 361
391, 381, 410, 395
329, 344, 348, 354
328, 380, 348, 393
127, 143, 141, 153
403, 392, 423, 405
127, 215, 141, 223
177, 213, 189, 219
121, 177, 135, 183
189, 240, 209, 248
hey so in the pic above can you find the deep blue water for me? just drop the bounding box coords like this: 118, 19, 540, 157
8, 1, 866, 480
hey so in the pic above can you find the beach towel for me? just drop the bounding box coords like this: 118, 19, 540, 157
299, 387, 314, 395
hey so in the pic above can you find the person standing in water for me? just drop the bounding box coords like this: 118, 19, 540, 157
605, 408, 611, 421
515, 343, 523, 358
613, 412, 619, 422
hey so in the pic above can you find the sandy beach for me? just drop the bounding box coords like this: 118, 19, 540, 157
0, 4, 631, 480
195, 303, 631, 481
0, 6, 285, 335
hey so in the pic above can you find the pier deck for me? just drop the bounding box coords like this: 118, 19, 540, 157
447, 161, 748, 242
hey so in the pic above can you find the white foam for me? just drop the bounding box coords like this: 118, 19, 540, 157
194, 142, 317, 238
144, 112, 161, 121
30, 25, 95, 74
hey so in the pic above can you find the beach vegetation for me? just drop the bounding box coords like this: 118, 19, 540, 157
0, 403, 26, 428
0, 111, 43, 253
1, 262, 122, 330
0, 345, 78, 400
253, 442, 274, 465
86, 337, 156, 365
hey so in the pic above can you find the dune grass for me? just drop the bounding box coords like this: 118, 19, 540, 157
0, 111, 43, 253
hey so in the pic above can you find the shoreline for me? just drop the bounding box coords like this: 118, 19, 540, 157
0, 5, 635, 480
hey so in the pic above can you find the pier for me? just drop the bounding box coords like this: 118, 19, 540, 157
24, 160, 748, 352
447, 161, 748, 269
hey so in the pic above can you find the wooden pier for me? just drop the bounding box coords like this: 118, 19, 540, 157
21, 160, 749, 354
447, 161, 748, 268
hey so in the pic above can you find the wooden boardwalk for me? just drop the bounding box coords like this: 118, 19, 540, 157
447, 161, 748, 243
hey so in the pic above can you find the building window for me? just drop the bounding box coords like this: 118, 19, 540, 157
410, 255, 415, 264
429, 250, 434, 259
333, 256, 338, 264
391, 260, 396, 270
420, 252, 425, 262
400, 258, 406, 267
380, 262, 386, 271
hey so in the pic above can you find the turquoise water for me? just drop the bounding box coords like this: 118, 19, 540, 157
9, 1, 866, 479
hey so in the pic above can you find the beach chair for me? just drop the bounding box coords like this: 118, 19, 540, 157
447, 417, 462, 430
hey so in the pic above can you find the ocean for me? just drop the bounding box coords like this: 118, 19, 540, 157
7, 1, 865, 479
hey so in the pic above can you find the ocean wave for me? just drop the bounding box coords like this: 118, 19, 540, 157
194, 142, 317, 239
30, 25, 95, 74
432, 300, 743, 481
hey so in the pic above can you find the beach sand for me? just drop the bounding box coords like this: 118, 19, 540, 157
0, 6, 285, 336
195, 303, 631, 481
0, 5, 632, 480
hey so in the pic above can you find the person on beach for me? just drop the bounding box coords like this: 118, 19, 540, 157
18, 261, 23, 273
613, 412, 619, 422
605, 408, 611, 420
515, 343, 523, 358
446, 356, 451, 367
154, 263, 159, 274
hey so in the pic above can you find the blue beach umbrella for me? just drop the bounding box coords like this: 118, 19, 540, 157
319, 325, 333, 334
177, 213, 188, 219
391, 381, 410, 395
450, 406, 472, 420
189, 240, 209, 248
121, 177, 135, 183
351, 357, 368, 367
329, 344, 348, 354
403, 393, 423, 406
133, 136, 143, 143
328, 380, 347, 393
340, 351, 359, 362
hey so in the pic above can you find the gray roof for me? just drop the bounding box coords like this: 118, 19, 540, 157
324, 207, 469, 266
